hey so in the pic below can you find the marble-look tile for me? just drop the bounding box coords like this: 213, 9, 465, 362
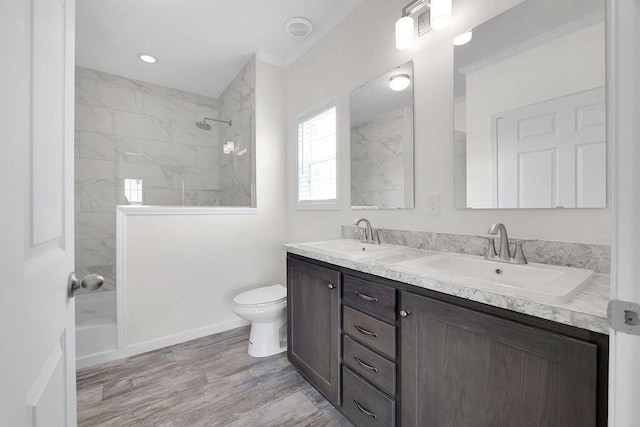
171, 119, 217, 146
144, 94, 196, 121
197, 190, 224, 206
76, 186, 116, 212
76, 104, 114, 134
76, 132, 117, 160
172, 167, 219, 191
114, 136, 147, 163
220, 56, 255, 115
76, 66, 114, 83
168, 87, 198, 104
81, 238, 116, 267
143, 188, 184, 206
196, 146, 219, 169
197, 94, 222, 109
75, 158, 115, 187
111, 74, 171, 98
115, 87, 144, 113
143, 141, 197, 167
117, 161, 174, 189
75, 212, 115, 240
351, 108, 405, 208
78, 77, 115, 108
195, 104, 220, 122
114, 110, 172, 141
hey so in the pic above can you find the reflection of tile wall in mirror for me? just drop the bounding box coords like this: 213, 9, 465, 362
453, 0, 606, 209
350, 61, 414, 209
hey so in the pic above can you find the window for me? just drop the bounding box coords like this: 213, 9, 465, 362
297, 104, 338, 208
124, 179, 143, 204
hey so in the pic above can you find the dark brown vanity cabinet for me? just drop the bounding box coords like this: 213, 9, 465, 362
398, 291, 600, 427
342, 275, 398, 427
286, 255, 607, 426
287, 257, 342, 406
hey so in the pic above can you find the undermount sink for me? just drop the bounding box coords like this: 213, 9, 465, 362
298, 239, 401, 260
390, 253, 594, 304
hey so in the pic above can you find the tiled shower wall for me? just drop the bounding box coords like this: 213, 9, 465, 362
74, 57, 255, 291
350, 107, 409, 208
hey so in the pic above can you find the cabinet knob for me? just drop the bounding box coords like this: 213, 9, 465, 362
327, 283, 335, 289
399, 309, 410, 318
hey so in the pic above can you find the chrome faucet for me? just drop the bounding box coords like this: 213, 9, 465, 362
479, 223, 535, 264
353, 218, 380, 245
488, 223, 511, 261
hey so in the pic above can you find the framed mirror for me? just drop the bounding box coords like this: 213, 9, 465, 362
350, 61, 415, 209
454, 0, 606, 209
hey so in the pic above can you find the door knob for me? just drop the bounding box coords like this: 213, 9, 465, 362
399, 309, 410, 318
327, 283, 336, 290
68, 272, 104, 297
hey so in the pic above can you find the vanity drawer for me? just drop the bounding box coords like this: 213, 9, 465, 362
343, 275, 396, 322
343, 306, 396, 358
343, 335, 396, 396
343, 367, 395, 427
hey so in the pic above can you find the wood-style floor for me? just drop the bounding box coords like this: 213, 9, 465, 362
76, 326, 352, 426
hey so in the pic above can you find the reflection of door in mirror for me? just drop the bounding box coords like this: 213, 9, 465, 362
350, 61, 415, 209
454, 0, 606, 209
494, 87, 605, 208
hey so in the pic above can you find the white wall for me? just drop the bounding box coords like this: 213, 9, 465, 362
124, 61, 286, 344
285, 0, 611, 245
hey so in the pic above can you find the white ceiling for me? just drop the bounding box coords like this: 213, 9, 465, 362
76, 0, 364, 98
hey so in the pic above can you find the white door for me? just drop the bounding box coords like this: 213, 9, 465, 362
610, 1, 640, 425
0, 0, 78, 426
495, 87, 606, 208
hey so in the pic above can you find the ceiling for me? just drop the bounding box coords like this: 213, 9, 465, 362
76, 0, 364, 98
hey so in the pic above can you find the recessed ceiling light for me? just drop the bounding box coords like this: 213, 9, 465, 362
285, 17, 313, 37
137, 53, 157, 64
389, 74, 411, 91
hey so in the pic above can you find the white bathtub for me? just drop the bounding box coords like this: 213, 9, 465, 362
76, 291, 117, 360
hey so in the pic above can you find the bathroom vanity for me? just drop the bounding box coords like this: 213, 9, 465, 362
285, 243, 609, 427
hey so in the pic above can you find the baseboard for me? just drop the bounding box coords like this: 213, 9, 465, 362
76, 318, 250, 370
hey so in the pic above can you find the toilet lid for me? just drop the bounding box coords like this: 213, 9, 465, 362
234, 284, 287, 306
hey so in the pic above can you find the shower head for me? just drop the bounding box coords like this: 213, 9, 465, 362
195, 117, 232, 131
195, 120, 212, 131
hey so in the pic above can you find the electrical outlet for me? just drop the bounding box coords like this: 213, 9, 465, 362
427, 193, 440, 215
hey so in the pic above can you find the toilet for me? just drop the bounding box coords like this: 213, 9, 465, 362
231, 284, 287, 357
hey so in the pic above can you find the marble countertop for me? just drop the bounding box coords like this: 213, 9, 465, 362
284, 241, 610, 335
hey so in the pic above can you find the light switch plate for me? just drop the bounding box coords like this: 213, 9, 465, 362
427, 193, 440, 215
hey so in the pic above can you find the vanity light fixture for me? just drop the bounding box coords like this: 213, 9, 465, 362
137, 53, 157, 64
389, 74, 411, 91
453, 29, 473, 46
395, 0, 452, 50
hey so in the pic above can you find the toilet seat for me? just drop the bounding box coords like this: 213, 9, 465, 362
233, 284, 286, 307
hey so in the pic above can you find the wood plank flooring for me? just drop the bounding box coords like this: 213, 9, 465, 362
76, 326, 352, 426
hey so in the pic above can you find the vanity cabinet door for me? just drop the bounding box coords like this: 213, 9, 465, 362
287, 257, 342, 406
399, 291, 598, 427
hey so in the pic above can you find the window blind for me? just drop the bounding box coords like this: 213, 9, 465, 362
297, 105, 337, 204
